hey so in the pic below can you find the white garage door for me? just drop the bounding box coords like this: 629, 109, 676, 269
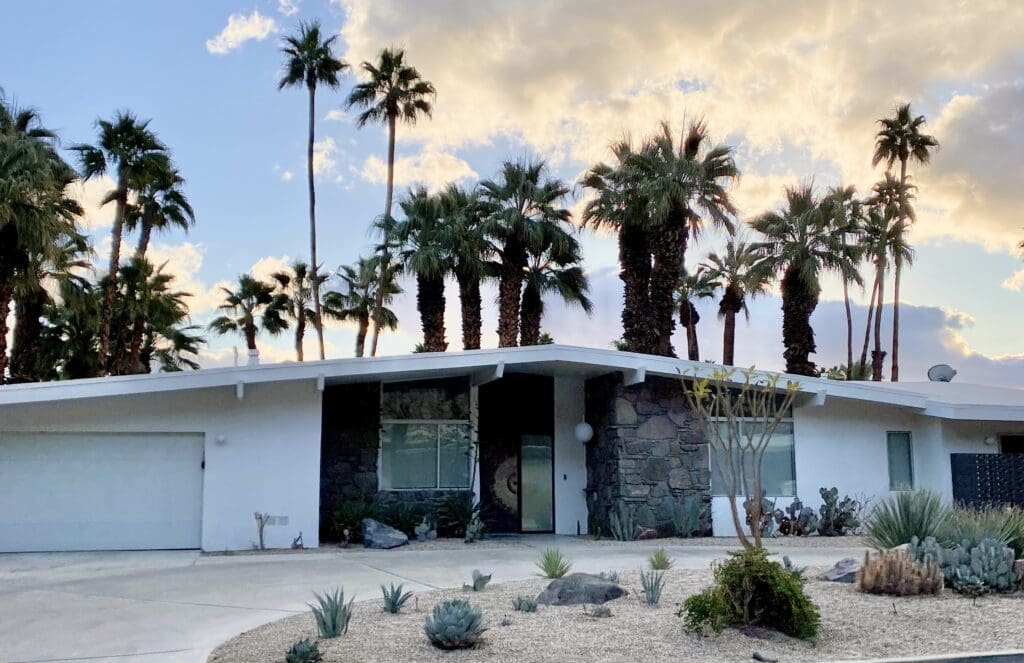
0, 432, 204, 552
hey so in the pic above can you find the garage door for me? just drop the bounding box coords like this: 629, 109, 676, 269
0, 432, 204, 552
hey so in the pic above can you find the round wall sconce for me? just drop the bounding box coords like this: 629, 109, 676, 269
983, 435, 997, 447
574, 422, 594, 444
215, 434, 228, 445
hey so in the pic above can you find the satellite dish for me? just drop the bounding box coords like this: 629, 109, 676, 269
927, 364, 957, 382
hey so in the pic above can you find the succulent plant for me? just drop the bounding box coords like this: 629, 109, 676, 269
639, 568, 665, 605
599, 570, 620, 583
381, 583, 413, 614
285, 639, 322, 663
585, 604, 612, 618
609, 503, 637, 541
818, 487, 859, 536
309, 588, 355, 638
463, 569, 491, 592
512, 595, 538, 612
953, 537, 1017, 593
424, 598, 487, 649
464, 515, 485, 543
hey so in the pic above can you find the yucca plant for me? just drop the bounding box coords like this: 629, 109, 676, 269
536, 547, 572, 578
424, 598, 487, 649
309, 588, 355, 638
381, 583, 413, 614
866, 490, 950, 550
937, 505, 1024, 557
512, 595, 538, 612
649, 548, 674, 570
463, 569, 491, 592
639, 569, 666, 605
285, 639, 322, 663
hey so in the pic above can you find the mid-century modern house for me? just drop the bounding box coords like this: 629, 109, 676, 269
1, 344, 1023, 553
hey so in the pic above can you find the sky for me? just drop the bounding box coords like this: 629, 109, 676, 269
3, 0, 1024, 386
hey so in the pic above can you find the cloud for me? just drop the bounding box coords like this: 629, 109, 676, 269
313, 137, 339, 176
206, 11, 278, 55
324, 109, 348, 122
1002, 269, 1024, 292
67, 176, 117, 232
277, 0, 300, 17
280, 170, 294, 182
361, 148, 477, 192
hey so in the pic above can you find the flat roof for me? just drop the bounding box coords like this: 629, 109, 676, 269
0, 344, 1021, 421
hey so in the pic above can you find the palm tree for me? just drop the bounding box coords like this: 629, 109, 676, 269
822, 185, 865, 377
519, 224, 592, 346
676, 266, 719, 361
480, 159, 572, 347
872, 103, 938, 381
346, 47, 435, 357
279, 20, 348, 362
72, 111, 169, 374
208, 275, 289, 362
440, 183, 491, 350
326, 256, 400, 357
581, 139, 654, 354
703, 238, 771, 366
752, 184, 861, 376
272, 260, 322, 362
636, 121, 739, 356
394, 186, 449, 352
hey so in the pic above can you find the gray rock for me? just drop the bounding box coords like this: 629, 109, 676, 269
614, 398, 637, 425
536, 573, 626, 606
362, 518, 409, 549
636, 415, 676, 440
818, 557, 861, 583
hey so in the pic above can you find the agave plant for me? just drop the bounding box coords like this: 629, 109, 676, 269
309, 587, 355, 638
424, 598, 487, 649
639, 569, 666, 606
381, 583, 413, 614
285, 639, 322, 663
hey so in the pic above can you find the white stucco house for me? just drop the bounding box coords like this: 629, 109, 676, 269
1, 344, 1023, 553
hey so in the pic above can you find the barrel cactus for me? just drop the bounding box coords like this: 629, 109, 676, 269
424, 598, 487, 649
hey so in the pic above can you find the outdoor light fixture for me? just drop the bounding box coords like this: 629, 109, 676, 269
215, 434, 228, 445
984, 435, 997, 446
574, 422, 594, 444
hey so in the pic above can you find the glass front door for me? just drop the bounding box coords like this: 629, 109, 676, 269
520, 434, 553, 532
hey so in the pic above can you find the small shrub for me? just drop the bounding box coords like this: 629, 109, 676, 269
671, 493, 707, 537
536, 547, 572, 578
599, 570, 620, 583
817, 487, 860, 536
649, 548, 674, 570
609, 503, 638, 541
463, 569, 491, 592
376, 502, 424, 537
309, 588, 355, 638
639, 569, 665, 605
437, 492, 479, 538
858, 549, 943, 596
938, 505, 1024, 558
424, 598, 487, 649
679, 547, 819, 640
381, 583, 413, 614
865, 490, 950, 549
330, 499, 377, 543
512, 595, 538, 612
585, 604, 612, 618
285, 639, 322, 663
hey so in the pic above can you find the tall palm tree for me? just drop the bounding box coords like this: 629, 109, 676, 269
752, 184, 861, 376
346, 47, 435, 357
822, 185, 865, 378
581, 139, 654, 354
279, 20, 348, 362
208, 275, 289, 361
394, 186, 449, 352
519, 224, 592, 346
703, 238, 771, 366
272, 260, 322, 362
872, 103, 938, 381
326, 256, 399, 357
440, 183, 491, 350
72, 111, 168, 374
676, 266, 719, 361
480, 159, 572, 347
636, 121, 739, 356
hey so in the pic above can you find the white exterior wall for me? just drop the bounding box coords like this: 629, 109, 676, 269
0, 381, 322, 551
553, 376, 589, 535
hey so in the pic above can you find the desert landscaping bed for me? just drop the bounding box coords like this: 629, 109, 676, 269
208, 567, 1024, 663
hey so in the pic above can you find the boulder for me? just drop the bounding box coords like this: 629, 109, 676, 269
362, 518, 409, 549
536, 573, 625, 606
889, 543, 912, 555
818, 557, 861, 583
1014, 559, 1024, 581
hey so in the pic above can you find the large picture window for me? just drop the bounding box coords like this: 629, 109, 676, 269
379, 378, 474, 490
710, 421, 796, 496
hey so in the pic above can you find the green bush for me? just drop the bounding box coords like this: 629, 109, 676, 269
937, 505, 1024, 558
679, 547, 819, 640
536, 548, 572, 578
309, 588, 355, 638
381, 583, 413, 614
865, 490, 950, 550
649, 548, 674, 570
285, 639, 322, 663
437, 492, 479, 538
376, 503, 425, 537
330, 499, 378, 543
424, 598, 487, 649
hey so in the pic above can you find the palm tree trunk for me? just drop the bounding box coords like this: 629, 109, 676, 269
891, 158, 908, 382
497, 242, 526, 348
722, 309, 736, 366
355, 315, 368, 358
871, 259, 887, 381
10, 286, 45, 382
619, 225, 652, 353
136, 221, 153, 259
678, 298, 700, 361
456, 272, 482, 350
370, 114, 398, 358
843, 277, 853, 379
858, 276, 879, 379
649, 209, 687, 357
118, 225, 154, 375
295, 310, 305, 362
0, 271, 15, 384
417, 273, 447, 352
519, 281, 542, 346
307, 84, 326, 361
245, 325, 258, 352
780, 265, 819, 376
98, 178, 128, 375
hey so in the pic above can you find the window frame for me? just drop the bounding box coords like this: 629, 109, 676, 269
707, 417, 797, 497
886, 430, 914, 491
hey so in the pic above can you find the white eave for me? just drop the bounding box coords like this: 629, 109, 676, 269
0, 344, 1021, 421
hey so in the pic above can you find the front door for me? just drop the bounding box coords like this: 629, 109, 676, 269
520, 434, 554, 532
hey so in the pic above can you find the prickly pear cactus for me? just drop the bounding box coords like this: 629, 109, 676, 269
797, 506, 819, 535
967, 538, 1017, 592
817, 487, 859, 536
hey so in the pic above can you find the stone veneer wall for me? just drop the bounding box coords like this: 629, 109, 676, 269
584, 373, 712, 536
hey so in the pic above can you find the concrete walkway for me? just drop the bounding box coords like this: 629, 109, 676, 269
0, 537, 866, 663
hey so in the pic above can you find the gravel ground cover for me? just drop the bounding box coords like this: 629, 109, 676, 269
208, 565, 1024, 663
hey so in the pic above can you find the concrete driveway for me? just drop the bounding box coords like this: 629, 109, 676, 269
0, 537, 866, 663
